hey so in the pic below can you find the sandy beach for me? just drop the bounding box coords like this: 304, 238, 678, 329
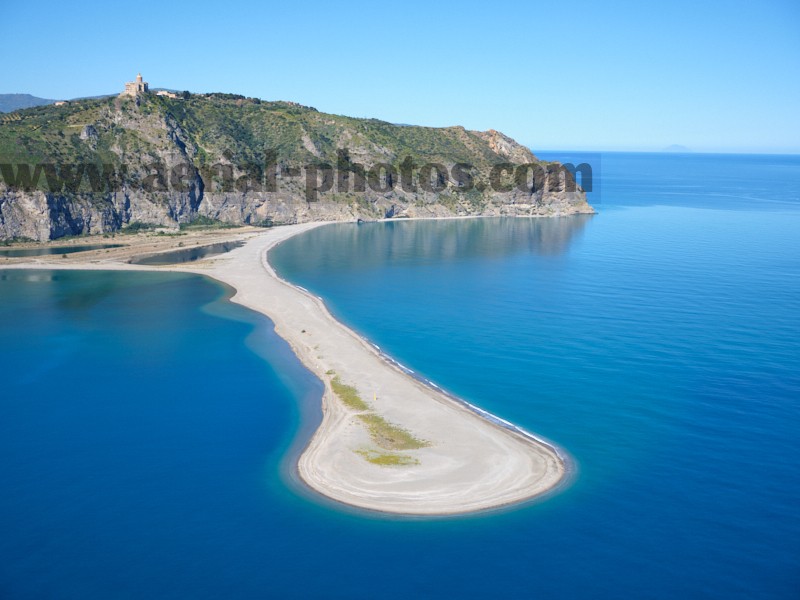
2, 223, 566, 515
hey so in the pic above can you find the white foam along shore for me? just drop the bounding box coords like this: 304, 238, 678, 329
4, 222, 567, 515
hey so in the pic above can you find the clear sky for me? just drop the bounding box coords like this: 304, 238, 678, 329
4, 0, 799, 153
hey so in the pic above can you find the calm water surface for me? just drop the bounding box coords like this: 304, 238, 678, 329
1, 153, 799, 598
0, 244, 123, 257
129, 241, 244, 265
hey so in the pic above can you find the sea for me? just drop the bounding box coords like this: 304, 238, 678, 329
1, 152, 798, 599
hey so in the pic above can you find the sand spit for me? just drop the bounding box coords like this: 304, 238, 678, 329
3, 222, 566, 515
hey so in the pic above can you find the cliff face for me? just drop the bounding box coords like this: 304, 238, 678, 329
0, 94, 592, 241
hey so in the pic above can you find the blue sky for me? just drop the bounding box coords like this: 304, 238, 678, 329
5, 0, 799, 153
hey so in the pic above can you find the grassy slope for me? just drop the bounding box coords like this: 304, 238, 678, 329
0, 93, 537, 183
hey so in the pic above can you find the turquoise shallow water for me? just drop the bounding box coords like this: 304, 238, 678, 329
1, 153, 799, 598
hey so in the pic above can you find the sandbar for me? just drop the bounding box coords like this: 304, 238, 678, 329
2, 222, 567, 515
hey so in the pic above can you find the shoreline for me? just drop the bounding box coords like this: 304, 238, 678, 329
2, 220, 568, 515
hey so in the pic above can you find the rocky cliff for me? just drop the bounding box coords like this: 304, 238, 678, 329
0, 93, 592, 241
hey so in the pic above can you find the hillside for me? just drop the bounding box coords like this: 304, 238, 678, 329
0, 92, 592, 241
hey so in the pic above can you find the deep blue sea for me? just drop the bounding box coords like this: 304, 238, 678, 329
1, 153, 799, 599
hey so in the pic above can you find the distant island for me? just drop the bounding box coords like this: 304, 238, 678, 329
0, 74, 591, 242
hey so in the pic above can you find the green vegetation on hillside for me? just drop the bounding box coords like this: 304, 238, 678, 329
0, 90, 588, 243
0, 92, 538, 194
178, 215, 240, 231
120, 221, 158, 233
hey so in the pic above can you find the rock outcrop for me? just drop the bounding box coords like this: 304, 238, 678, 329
0, 93, 593, 241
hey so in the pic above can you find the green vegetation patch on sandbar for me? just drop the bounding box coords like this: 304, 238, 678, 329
330, 375, 370, 411
328, 372, 429, 465
355, 449, 420, 467
357, 413, 430, 451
